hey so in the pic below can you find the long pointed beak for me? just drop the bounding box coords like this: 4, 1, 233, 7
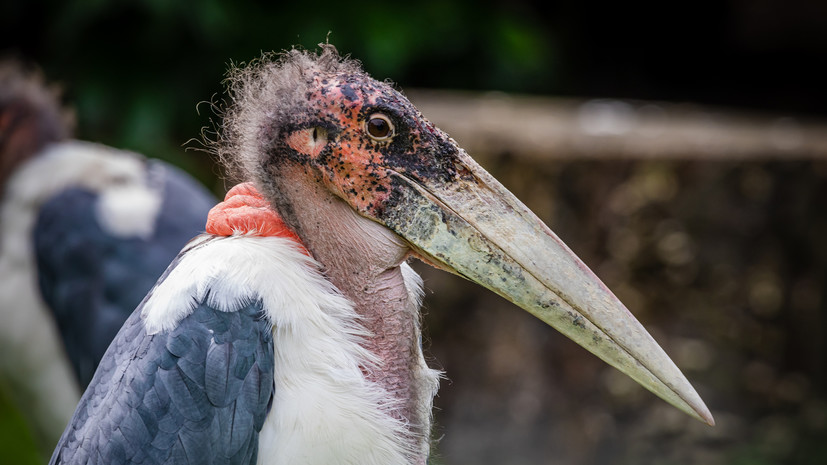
379, 148, 714, 426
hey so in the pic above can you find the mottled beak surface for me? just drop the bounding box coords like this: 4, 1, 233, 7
378, 145, 714, 426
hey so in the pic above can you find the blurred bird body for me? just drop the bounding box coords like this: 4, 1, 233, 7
0, 64, 215, 456
51, 46, 712, 464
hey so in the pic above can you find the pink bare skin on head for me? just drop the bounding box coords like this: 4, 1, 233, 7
282, 73, 454, 220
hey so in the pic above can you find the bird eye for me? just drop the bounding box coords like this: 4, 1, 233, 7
365, 114, 394, 141
311, 126, 327, 143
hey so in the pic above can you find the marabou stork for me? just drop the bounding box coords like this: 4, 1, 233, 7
50, 46, 713, 464
0, 62, 215, 456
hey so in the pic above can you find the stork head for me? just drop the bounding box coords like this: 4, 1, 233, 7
217, 45, 714, 426
0, 61, 72, 192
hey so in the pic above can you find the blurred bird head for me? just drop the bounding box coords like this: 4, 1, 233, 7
0, 60, 74, 192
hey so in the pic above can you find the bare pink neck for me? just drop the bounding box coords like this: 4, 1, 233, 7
263, 165, 430, 461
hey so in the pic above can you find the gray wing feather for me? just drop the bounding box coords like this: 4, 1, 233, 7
50, 296, 274, 465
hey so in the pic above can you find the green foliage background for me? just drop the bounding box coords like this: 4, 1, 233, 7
3, 0, 557, 197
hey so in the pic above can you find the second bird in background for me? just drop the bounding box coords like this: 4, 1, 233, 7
0, 61, 216, 458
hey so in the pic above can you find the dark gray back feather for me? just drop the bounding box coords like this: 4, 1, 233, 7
50, 292, 274, 464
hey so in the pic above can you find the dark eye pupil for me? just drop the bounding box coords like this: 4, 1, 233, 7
368, 118, 390, 138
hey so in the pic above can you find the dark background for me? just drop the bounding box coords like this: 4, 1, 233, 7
2, 1, 826, 464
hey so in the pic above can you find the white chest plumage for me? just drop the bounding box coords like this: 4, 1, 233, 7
141, 234, 439, 464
